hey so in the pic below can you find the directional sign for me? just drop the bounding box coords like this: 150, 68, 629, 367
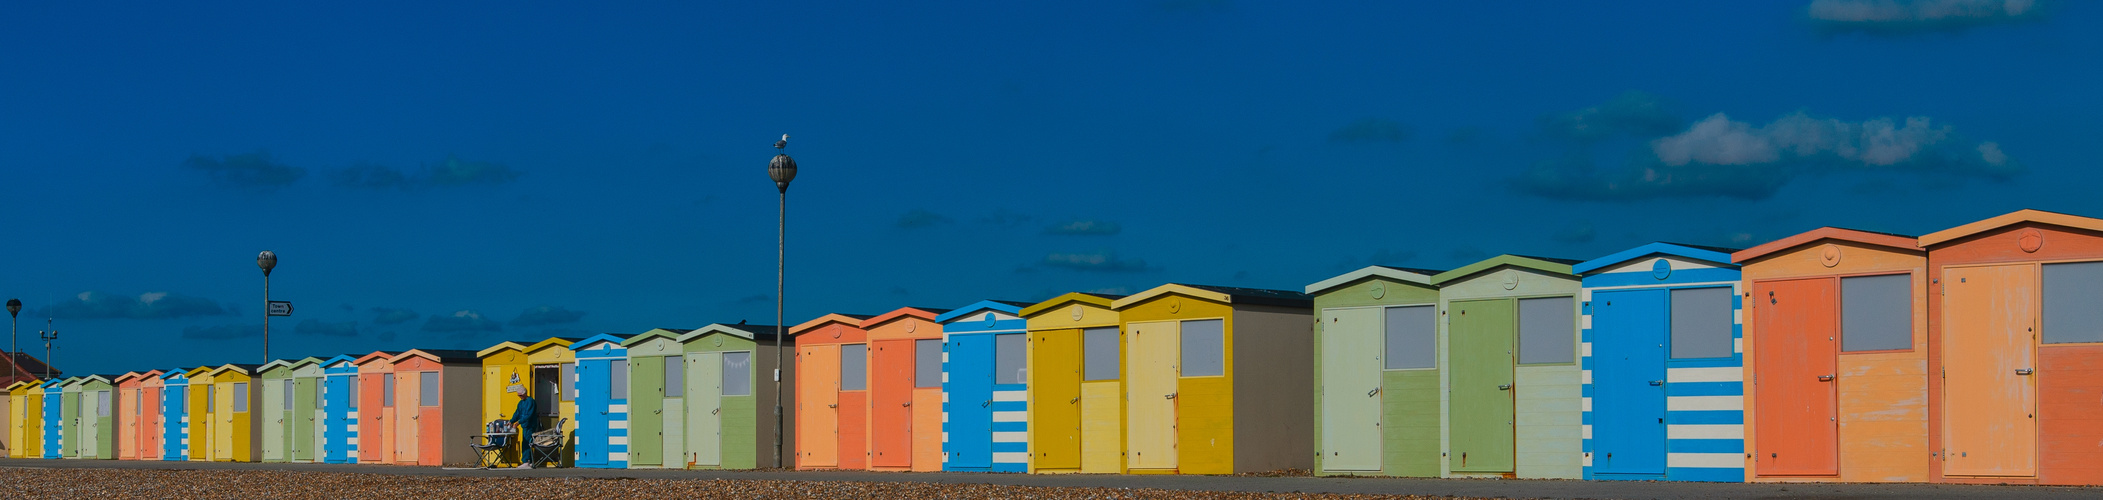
267, 301, 295, 317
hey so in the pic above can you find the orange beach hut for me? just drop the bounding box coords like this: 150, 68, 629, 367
789, 313, 871, 470
386, 349, 481, 466
1733, 228, 1928, 482
858, 307, 948, 472
116, 370, 165, 461
350, 352, 396, 464
1920, 209, 2103, 485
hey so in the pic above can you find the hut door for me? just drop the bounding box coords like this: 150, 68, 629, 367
1126, 320, 1180, 470
298, 377, 320, 463
264, 381, 285, 461
1033, 329, 1083, 470
797, 345, 839, 468
631, 356, 665, 467
1321, 307, 1384, 471
662, 355, 686, 469
688, 352, 722, 467
1591, 289, 1668, 475
871, 339, 916, 468
1450, 299, 1516, 473
1942, 264, 2037, 477
81, 392, 100, 457
395, 373, 418, 464
1752, 278, 1839, 476
950, 334, 995, 469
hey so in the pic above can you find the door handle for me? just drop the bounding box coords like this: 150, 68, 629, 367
1367, 388, 1381, 397
1165, 393, 1178, 400
2016, 368, 2034, 376
1069, 397, 1079, 404
1648, 380, 1663, 386
712, 408, 720, 415
827, 404, 837, 408
982, 400, 992, 408
1817, 375, 1834, 382
653, 410, 661, 415
902, 402, 912, 407
1497, 384, 1512, 391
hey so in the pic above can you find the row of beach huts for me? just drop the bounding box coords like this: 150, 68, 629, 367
5, 209, 2103, 485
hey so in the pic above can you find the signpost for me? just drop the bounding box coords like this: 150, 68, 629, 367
267, 301, 294, 317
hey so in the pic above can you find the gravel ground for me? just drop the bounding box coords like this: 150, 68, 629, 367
0, 467, 1471, 500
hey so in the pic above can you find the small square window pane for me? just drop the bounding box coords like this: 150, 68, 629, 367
915, 339, 941, 388
561, 364, 577, 402
345, 377, 357, 410
285, 380, 296, 410
420, 372, 440, 407
841, 344, 868, 391
382, 377, 395, 407
1519, 297, 1576, 364
996, 333, 1027, 385
1084, 327, 1120, 381
1384, 306, 1436, 369
1670, 287, 1735, 359
98, 391, 111, 417
234, 383, 249, 412
610, 360, 629, 400
664, 357, 685, 398
2044, 262, 2103, 344
723, 352, 752, 396
1843, 274, 1914, 351
1180, 319, 1225, 377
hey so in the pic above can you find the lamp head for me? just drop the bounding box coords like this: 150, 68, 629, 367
258, 251, 278, 276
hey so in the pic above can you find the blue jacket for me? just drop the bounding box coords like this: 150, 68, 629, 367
508, 396, 538, 436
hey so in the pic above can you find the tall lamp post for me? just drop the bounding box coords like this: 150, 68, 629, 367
7, 299, 19, 381
768, 134, 797, 469
259, 251, 277, 362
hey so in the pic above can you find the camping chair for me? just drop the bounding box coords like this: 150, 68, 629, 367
467, 420, 519, 469
526, 418, 567, 468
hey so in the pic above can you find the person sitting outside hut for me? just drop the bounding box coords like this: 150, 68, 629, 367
505, 383, 539, 468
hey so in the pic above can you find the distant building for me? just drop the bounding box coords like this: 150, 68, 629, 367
0, 351, 58, 386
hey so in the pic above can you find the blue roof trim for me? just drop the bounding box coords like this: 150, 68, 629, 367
935, 300, 1026, 323
1573, 242, 1738, 275
568, 333, 632, 350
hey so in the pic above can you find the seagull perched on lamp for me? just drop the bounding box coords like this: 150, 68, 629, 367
774, 134, 789, 150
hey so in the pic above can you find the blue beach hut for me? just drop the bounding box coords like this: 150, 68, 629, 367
319, 354, 361, 464
41, 377, 67, 459
572, 333, 634, 469
159, 369, 192, 461
1576, 242, 1745, 482
936, 300, 1034, 473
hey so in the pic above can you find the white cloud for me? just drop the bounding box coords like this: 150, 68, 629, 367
1651, 112, 1995, 170
1808, 0, 2045, 34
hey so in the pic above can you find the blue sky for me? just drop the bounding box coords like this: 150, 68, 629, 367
2, 0, 2094, 375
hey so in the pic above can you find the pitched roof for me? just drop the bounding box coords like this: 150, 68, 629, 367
862, 307, 951, 329
1305, 265, 1445, 294
1019, 292, 1124, 318
0, 350, 59, 382
936, 300, 1031, 323
209, 364, 263, 376
1111, 284, 1313, 310
1731, 227, 1921, 263
1573, 243, 1739, 275
570, 333, 639, 349
522, 337, 585, 354
1918, 209, 2103, 247
790, 313, 873, 336
1431, 255, 1579, 285
616, 329, 695, 347
388, 349, 480, 364
675, 323, 785, 343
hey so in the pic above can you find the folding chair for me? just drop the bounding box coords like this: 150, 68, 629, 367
467, 420, 518, 469
526, 418, 567, 468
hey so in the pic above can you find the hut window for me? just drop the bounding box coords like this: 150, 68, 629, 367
2043, 262, 2103, 344
234, 383, 249, 412
561, 364, 577, 402
134, 390, 142, 415
1180, 319, 1225, 377
284, 380, 295, 410
419, 372, 440, 407
175, 385, 188, 413
1670, 287, 1734, 359
1842, 274, 1913, 351
1382, 306, 1435, 370
383, 377, 395, 407
1519, 297, 1577, 364
664, 357, 684, 398
98, 391, 111, 417
208, 385, 215, 410
915, 339, 941, 389
722, 352, 752, 396
996, 333, 1027, 385
345, 377, 357, 410
841, 344, 868, 391
1083, 327, 1119, 381
610, 360, 630, 400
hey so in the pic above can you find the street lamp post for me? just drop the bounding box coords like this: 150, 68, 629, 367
259, 251, 277, 363
6, 299, 19, 382
768, 134, 798, 469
